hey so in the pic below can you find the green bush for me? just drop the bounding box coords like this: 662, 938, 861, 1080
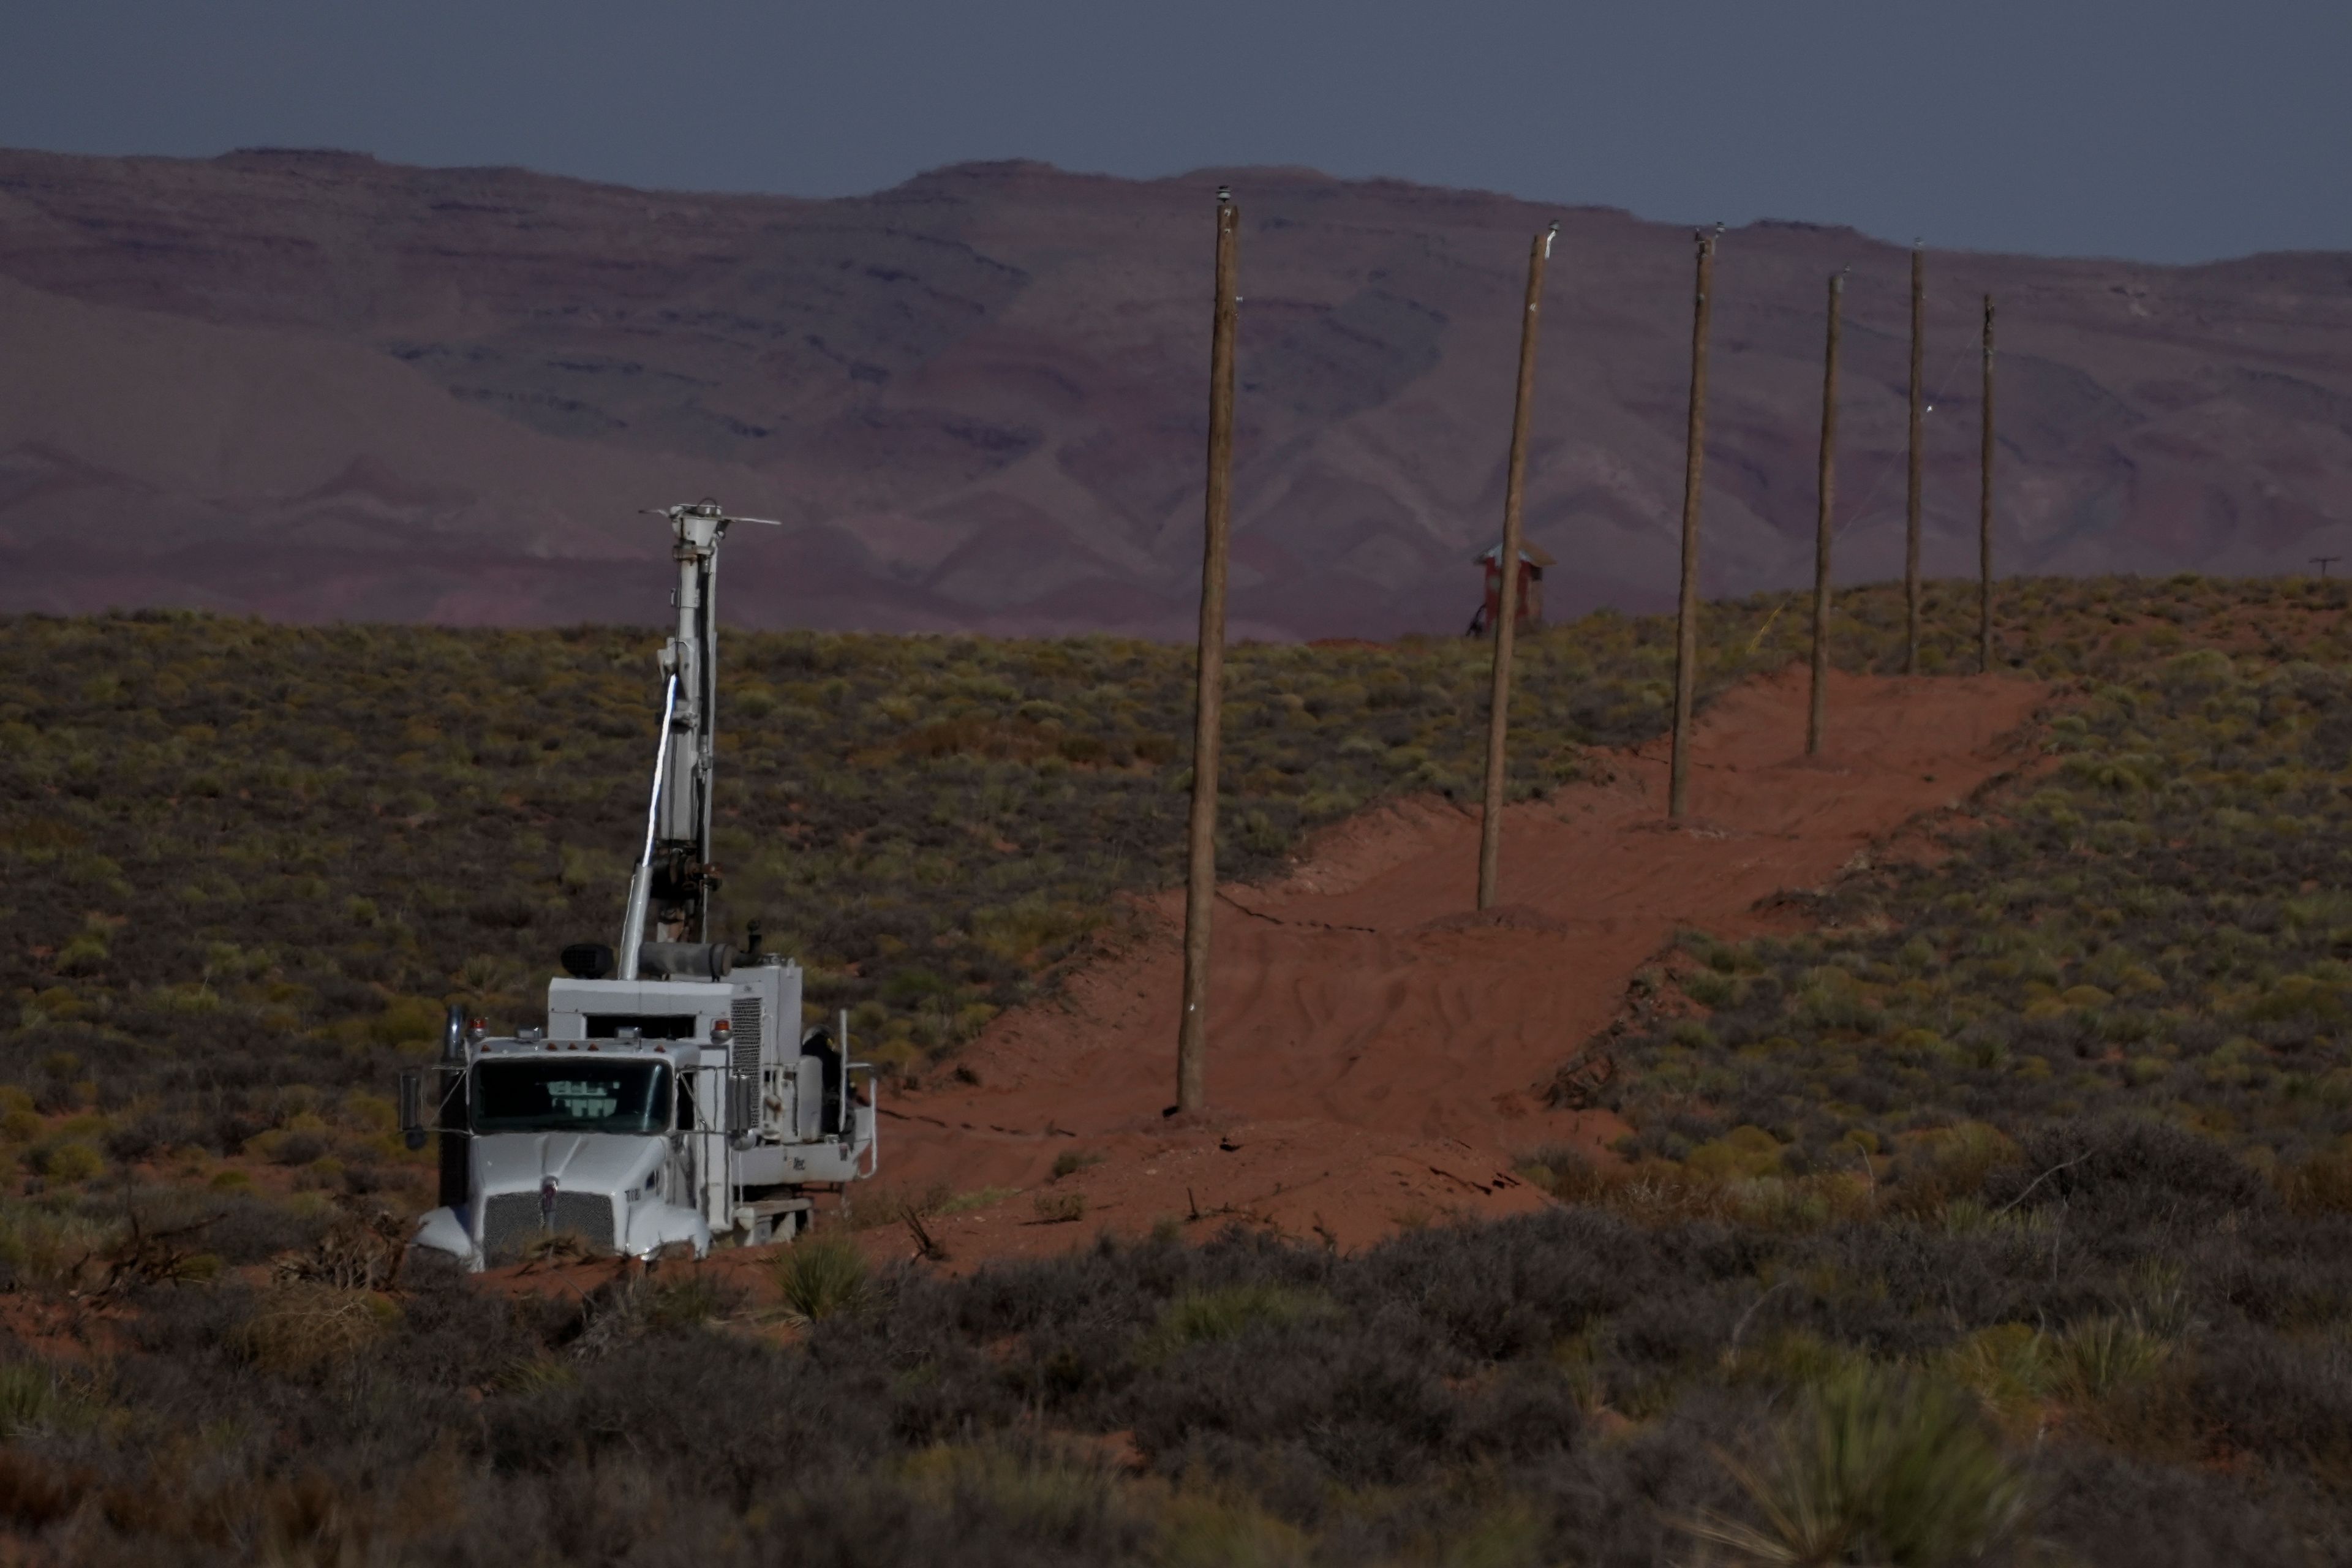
26, 1139, 104, 1183
1140, 1281, 1335, 1362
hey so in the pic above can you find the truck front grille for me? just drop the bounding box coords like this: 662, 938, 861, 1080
483, 1191, 619, 1263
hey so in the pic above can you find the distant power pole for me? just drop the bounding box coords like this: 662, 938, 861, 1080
1477, 222, 1558, 911
1979, 295, 1996, 675
1904, 244, 1924, 675
1668, 228, 1717, 821
1808, 272, 1842, 756
1176, 187, 1240, 1117
2313, 556, 2340, 580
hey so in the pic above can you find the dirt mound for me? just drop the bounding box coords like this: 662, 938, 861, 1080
869, 669, 2047, 1268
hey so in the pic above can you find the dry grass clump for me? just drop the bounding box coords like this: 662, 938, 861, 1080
0, 1362, 97, 1440
775, 1231, 869, 1322
1032, 1190, 1088, 1224
230, 1281, 399, 1373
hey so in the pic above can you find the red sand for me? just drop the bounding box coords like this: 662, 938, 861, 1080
867, 668, 2048, 1267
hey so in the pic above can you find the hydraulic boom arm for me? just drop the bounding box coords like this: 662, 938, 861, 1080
616, 500, 779, 979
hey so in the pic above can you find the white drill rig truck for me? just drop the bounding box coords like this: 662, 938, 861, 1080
399, 502, 877, 1268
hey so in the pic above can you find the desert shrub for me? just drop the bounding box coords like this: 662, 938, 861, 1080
643, 1268, 747, 1330
2182, 1330, 2352, 1470
0, 1175, 2343, 1563
1140, 1281, 1335, 1362
2, 581, 2351, 1560
2034, 1444, 2336, 1568
0, 1197, 119, 1290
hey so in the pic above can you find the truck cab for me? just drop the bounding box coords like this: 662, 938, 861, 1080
408, 955, 878, 1269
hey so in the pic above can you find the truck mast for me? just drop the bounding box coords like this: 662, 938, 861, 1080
619, 499, 765, 973
401, 501, 878, 1270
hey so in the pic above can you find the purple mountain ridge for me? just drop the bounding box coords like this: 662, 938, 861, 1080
2, 146, 2349, 637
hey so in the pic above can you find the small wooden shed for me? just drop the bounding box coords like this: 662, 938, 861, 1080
1467, 541, 1555, 636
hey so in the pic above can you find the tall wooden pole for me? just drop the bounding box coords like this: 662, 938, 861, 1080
1477, 222, 1557, 910
1177, 187, 1239, 1116
1668, 229, 1716, 821
1978, 294, 1996, 675
1903, 244, 1924, 675
1807, 272, 1842, 756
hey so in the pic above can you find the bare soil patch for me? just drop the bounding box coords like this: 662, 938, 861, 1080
866, 668, 2048, 1267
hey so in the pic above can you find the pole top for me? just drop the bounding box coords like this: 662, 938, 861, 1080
1216, 184, 1231, 206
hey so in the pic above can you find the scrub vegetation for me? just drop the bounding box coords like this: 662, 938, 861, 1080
4, 572, 2352, 1563
0, 585, 1837, 1167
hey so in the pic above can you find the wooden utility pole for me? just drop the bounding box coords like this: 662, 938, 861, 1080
1904, 244, 1924, 674
1176, 187, 1239, 1117
1808, 272, 1842, 756
1477, 222, 1558, 910
1978, 294, 1996, 674
1668, 229, 1717, 821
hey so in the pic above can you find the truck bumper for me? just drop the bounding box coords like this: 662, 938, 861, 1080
410, 1202, 710, 1271
412, 1206, 480, 1270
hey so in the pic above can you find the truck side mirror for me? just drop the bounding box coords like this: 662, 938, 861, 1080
398, 1066, 428, 1151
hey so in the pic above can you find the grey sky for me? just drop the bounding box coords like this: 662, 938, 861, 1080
5, 0, 2345, 264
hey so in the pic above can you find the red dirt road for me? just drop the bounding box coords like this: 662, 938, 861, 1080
873, 669, 2047, 1265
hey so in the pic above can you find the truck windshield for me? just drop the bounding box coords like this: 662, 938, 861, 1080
471, 1060, 672, 1135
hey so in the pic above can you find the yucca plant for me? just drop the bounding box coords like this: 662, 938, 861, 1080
1687, 1364, 2034, 1566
